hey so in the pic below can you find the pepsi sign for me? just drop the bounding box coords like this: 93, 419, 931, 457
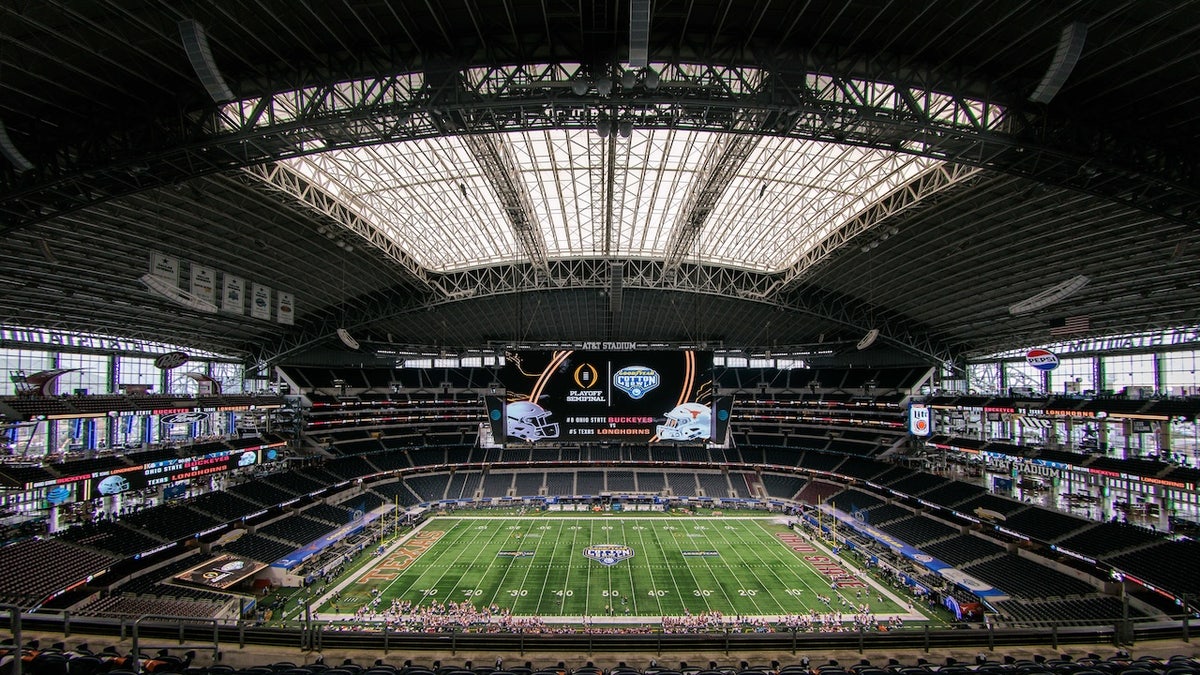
1025, 348, 1059, 371
154, 351, 189, 369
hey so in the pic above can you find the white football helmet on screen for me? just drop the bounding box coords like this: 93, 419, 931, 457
506, 400, 560, 441
656, 402, 711, 441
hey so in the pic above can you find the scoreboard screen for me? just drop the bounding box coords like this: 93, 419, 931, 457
498, 350, 716, 445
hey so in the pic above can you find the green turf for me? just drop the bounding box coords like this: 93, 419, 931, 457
321, 514, 914, 620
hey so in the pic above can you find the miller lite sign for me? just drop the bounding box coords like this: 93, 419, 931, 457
909, 404, 932, 437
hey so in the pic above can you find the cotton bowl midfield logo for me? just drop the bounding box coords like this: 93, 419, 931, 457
584, 544, 635, 566
613, 366, 659, 400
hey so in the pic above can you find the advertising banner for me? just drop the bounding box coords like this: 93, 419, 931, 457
909, 404, 932, 436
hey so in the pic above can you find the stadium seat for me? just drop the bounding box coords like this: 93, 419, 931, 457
66, 657, 102, 675
29, 653, 68, 675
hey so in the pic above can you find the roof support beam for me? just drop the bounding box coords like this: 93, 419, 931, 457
775, 161, 982, 292
3, 60, 1196, 238
239, 163, 436, 293
458, 133, 550, 272
663, 131, 761, 270
250, 257, 955, 367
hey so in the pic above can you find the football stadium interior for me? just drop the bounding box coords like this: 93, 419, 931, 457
3, 0, 1200, 673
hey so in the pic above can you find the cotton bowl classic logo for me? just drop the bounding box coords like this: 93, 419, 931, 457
1026, 348, 1060, 371
584, 544, 634, 566
613, 366, 659, 400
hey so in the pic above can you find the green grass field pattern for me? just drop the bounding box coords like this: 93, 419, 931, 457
321, 515, 915, 624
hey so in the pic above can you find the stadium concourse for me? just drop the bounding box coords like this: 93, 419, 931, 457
6, 0, 1200, 670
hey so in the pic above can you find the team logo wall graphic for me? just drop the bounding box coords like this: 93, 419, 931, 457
613, 366, 660, 399
584, 544, 635, 566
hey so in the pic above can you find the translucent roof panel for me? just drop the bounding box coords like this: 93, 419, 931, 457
285, 137, 521, 270
705, 137, 939, 271
275, 129, 942, 273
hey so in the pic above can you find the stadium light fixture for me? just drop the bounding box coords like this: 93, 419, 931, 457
0, 119, 34, 173
1008, 274, 1090, 315
644, 68, 660, 91
139, 273, 219, 314
628, 0, 651, 68
1029, 22, 1088, 104
178, 19, 236, 103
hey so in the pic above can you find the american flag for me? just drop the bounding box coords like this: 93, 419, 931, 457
1049, 315, 1090, 337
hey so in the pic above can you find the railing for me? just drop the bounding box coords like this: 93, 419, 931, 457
0, 612, 1191, 657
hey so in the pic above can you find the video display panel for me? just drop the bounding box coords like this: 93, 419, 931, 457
174, 554, 265, 590
82, 446, 280, 499
499, 350, 714, 445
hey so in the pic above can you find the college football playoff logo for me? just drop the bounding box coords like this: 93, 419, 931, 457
583, 544, 635, 566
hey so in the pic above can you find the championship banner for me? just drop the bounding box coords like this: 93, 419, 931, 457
149, 252, 179, 282
909, 404, 932, 436
222, 274, 245, 315
277, 291, 295, 325
190, 265, 216, 305
174, 554, 265, 590
250, 283, 272, 320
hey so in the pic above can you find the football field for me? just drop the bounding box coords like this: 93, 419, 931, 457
319, 514, 920, 622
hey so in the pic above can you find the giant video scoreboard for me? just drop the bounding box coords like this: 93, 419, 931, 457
492, 350, 731, 446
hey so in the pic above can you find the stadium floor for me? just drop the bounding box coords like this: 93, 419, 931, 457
306, 513, 932, 625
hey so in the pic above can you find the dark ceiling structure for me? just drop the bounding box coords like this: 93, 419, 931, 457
0, 1, 1197, 368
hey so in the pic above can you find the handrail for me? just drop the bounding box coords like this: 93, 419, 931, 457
132, 614, 220, 673
0, 604, 22, 675
0, 611, 1188, 655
